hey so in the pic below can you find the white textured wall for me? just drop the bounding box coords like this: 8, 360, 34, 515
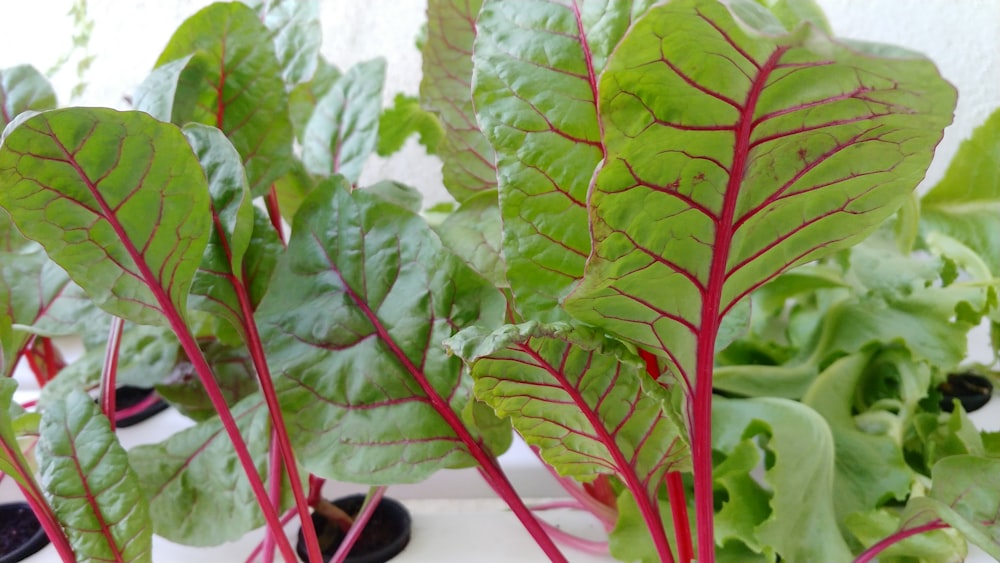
0, 1, 997, 206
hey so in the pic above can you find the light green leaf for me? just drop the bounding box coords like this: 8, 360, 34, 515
846, 508, 966, 562
0, 108, 211, 327
565, 0, 955, 391
435, 190, 506, 287
802, 351, 914, 526
249, 0, 322, 85
0, 378, 37, 492
258, 178, 506, 483
132, 54, 196, 123
714, 397, 852, 561
364, 180, 423, 213
421, 0, 496, 202
0, 65, 57, 130
288, 57, 341, 142
37, 391, 153, 562
713, 439, 772, 557
449, 321, 689, 490
473, 0, 656, 322
157, 2, 293, 196
155, 338, 259, 422
302, 59, 385, 184
377, 93, 443, 157
922, 107, 1000, 277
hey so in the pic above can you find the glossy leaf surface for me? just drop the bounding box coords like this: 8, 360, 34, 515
473, 0, 655, 322
565, 0, 955, 388
0, 108, 210, 327
421, 0, 496, 202
259, 178, 506, 483
449, 322, 689, 492
302, 59, 385, 184
183, 123, 256, 336
37, 391, 153, 562
435, 191, 506, 287
157, 2, 293, 196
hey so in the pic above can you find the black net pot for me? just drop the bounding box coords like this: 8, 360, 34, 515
296, 495, 411, 563
939, 372, 994, 413
0, 503, 50, 563
112, 386, 169, 428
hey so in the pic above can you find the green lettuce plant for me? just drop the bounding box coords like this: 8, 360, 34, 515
0, 1, 997, 562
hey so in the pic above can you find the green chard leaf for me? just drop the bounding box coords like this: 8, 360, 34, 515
37, 391, 153, 562
922, 107, 1000, 277
473, 0, 656, 322
0, 65, 57, 129
155, 338, 259, 422
421, 0, 497, 202
248, 0, 322, 85
0, 108, 211, 327
435, 190, 507, 287
182, 123, 258, 336
258, 178, 507, 483
448, 321, 689, 489
288, 58, 341, 142
128, 394, 284, 546
564, 0, 955, 392
156, 2, 293, 196
302, 59, 386, 185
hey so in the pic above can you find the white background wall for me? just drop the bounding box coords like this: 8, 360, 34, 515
0, 1, 997, 207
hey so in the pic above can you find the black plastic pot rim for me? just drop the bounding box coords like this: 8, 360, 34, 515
0, 502, 50, 563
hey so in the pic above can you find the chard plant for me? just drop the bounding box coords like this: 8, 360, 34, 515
0, 1, 998, 563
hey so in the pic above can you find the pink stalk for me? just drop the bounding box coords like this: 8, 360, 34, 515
112, 393, 161, 421
99, 317, 125, 430
666, 472, 692, 563
639, 350, 694, 562
246, 508, 298, 563
853, 520, 950, 563
533, 518, 609, 555
233, 273, 323, 563
262, 431, 282, 563
330, 486, 387, 563
22, 336, 47, 389
265, 185, 286, 245
339, 281, 569, 563
534, 447, 617, 531
0, 440, 76, 561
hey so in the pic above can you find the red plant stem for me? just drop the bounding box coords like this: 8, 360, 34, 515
534, 518, 610, 555
336, 279, 568, 562
42, 337, 64, 378
534, 447, 616, 531
0, 439, 76, 561
853, 520, 950, 563
262, 431, 282, 563
639, 349, 692, 561
331, 486, 387, 563
113, 393, 161, 421
171, 320, 299, 562
99, 317, 125, 431
23, 336, 47, 389
246, 508, 298, 563
265, 184, 286, 245
666, 472, 692, 563
233, 276, 323, 563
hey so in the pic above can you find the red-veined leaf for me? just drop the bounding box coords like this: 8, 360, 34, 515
0, 108, 211, 327
472, 0, 656, 322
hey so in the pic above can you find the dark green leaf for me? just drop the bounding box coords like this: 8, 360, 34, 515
258, 177, 506, 483
288, 58, 341, 142
156, 339, 258, 422
157, 2, 293, 196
